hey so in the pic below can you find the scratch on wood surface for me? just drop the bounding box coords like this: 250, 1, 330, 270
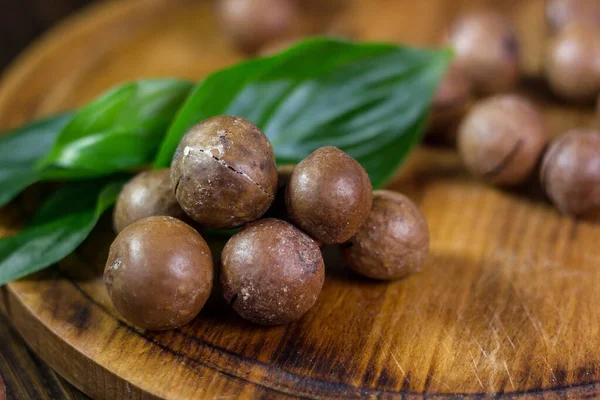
390, 353, 409, 381
324, 292, 347, 318
389, 342, 410, 382
542, 356, 558, 383
503, 361, 516, 389
520, 301, 555, 352
469, 360, 485, 390
427, 373, 450, 390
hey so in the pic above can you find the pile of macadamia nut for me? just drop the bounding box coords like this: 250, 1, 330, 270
429, 1, 600, 221
105, 116, 430, 330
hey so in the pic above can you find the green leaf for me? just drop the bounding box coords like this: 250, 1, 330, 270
0, 113, 73, 207
41, 79, 193, 177
154, 38, 452, 187
0, 179, 124, 285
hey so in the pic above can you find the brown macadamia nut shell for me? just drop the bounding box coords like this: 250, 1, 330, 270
541, 129, 600, 221
218, 0, 309, 54
171, 116, 277, 229
104, 216, 213, 330
342, 191, 429, 280
458, 95, 548, 186
427, 65, 473, 144
113, 169, 185, 233
545, 23, 600, 102
448, 11, 520, 95
221, 219, 324, 325
546, 0, 600, 34
286, 146, 373, 244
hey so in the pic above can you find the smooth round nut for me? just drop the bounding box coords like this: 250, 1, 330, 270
104, 216, 213, 330
448, 10, 520, 95
286, 146, 373, 244
221, 219, 324, 325
113, 169, 186, 233
218, 0, 308, 54
458, 95, 548, 186
342, 190, 429, 280
171, 116, 277, 229
546, 0, 600, 34
427, 65, 473, 144
545, 23, 600, 102
541, 129, 600, 221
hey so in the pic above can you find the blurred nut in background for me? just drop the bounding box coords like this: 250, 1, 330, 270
342, 190, 429, 280
545, 0, 600, 34
426, 65, 473, 145
458, 95, 548, 186
541, 129, 600, 221
448, 10, 520, 95
113, 169, 185, 233
218, 0, 309, 53
545, 23, 600, 102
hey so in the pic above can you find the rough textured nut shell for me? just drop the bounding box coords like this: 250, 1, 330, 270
342, 190, 429, 280
221, 219, 324, 325
104, 216, 213, 330
545, 23, 600, 102
458, 95, 548, 186
541, 129, 600, 221
448, 10, 520, 95
171, 116, 277, 229
113, 169, 185, 233
286, 146, 372, 244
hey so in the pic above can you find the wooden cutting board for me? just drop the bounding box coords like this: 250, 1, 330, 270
1, 0, 600, 398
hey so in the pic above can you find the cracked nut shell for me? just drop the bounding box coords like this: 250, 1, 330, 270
113, 169, 186, 233
218, 0, 308, 54
171, 116, 277, 229
546, 0, 600, 34
458, 95, 548, 186
286, 146, 373, 244
545, 23, 600, 102
104, 216, 213, 330
221, 219, 324, 325
448, 10, 520, 95
541, 129, 600, 221
342, 190, 429, 280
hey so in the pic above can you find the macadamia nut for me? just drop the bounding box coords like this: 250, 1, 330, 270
171, 116, 277, 229
458, 95, 548, 186
545, 23, 600, 102
113, 169, 185, 233
342, 190, 429, 280
448, 11, 520, 95
221, 219, 324, 325
541, 129, 600, 221
104, 216, 213, 330
286, 146, 372, 244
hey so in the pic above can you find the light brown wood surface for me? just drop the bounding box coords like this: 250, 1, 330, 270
1, 0, 600, 398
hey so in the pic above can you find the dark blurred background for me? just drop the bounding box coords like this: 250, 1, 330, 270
1, 2, 93, 399
1, 0, 91, 71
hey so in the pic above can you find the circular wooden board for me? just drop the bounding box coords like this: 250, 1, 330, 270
1, 0, 600, 398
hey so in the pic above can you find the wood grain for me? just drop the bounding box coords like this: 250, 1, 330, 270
0, 312, 88, 400
1, 0, 600, 398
